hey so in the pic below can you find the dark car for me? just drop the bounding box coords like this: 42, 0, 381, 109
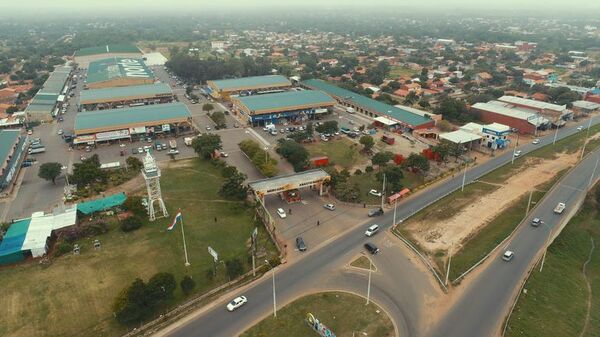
364, 242, 380, 255
296, 237, 307, 252
368, 207, 384, 217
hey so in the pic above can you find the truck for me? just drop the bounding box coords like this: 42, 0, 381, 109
169, 139, 177, 149
184, 136, 195, 146
554, 202, 566, 214
28, 147, 46, 154
382, 135, 395, 145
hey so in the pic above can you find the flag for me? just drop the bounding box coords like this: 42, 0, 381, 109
168, 212, 182, 231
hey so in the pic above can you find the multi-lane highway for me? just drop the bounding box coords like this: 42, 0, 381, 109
157, 119, 600, 337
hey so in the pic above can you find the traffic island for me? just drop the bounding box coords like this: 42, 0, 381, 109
240, 291, 394, 337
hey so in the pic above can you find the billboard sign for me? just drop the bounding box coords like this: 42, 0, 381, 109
208, 246, 218, 262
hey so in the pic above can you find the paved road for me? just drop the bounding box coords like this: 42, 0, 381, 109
160, 116, 599, 336
428, 136, 600, 336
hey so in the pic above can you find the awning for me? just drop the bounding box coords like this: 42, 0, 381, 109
374, 116, 398, 126
73, 135, 96, 144
95, 129, 130, 141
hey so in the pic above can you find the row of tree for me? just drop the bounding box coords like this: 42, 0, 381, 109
238, 140, 278, 177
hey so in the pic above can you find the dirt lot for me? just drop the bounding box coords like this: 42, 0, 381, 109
404, 152, 579, 252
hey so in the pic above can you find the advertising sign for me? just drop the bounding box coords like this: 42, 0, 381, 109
129, 126, 147, 134
305, 313, 336, 337
162, 124, 171, 132
95, 129, 130, 141
208, 246, 218, 262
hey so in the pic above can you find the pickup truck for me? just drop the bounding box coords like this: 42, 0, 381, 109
184, 137, 194, 146
169, 139, 177, 149
554, 202, 566, 214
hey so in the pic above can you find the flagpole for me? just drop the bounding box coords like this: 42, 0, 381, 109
180, 212, 191, 266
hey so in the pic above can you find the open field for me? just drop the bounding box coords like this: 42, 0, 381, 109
389, 65, 416, 78
506, 184, 600, 337
0, 158, 278, 337
305, 138, 369, 170
240, 292, 394, 337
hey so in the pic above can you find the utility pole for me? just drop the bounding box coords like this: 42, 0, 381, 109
393, 198, 398, 226
525, 190, 533, 216
589, 156, 599, 189
553, 123, 559, 145
461, 159, 468, 191
264, 147, 269, 165
580, 118, 594, 160
445, 247, 452, 286
380, 173, 386, 210
366, 258, 372, 305
265, 260, 277, 317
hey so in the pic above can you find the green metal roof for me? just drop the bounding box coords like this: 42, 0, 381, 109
80, 83, 172, 104
39, 66, 71, 94
303, 79, 432, 128
86, 57, 154, 85
0, 130, 20, 167
236, 90, 335, 113
74, 102, 191, 133
210, 75, 291, 91
75, 44, 141, 57
77, 192, 127, 214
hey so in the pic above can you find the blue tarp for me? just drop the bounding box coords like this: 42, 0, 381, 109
77, 192, 127, 215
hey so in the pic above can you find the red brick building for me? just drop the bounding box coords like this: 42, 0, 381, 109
471, 102, 542, 134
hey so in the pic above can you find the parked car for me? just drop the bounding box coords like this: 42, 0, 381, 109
168, 149, 180, 155
296, 237, 307, 252
369, 189, 382, 197
220, 152, 229, 158
502, 250, 514, 262
85, 146, 92, 152
206, 126, 212, 131
276, 208, 287, 218
365, 224, 380, 237
226, 296, 248, 311
323, 203, 335, 211
368, 208, 384, 217
137, 147, 143, 154
364, 242, 380, 255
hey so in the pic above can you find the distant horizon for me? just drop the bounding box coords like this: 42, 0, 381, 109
2, 0, 600, 18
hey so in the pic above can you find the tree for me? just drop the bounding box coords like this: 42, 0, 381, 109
70, 154, 105, 187
334, 180, 361, 202
403, 153, 430, 174
180, 275, 196, 295
377, 165, 404, 193
113, 278, 150, 325
202, 103, 214, 113
403, 91, 419, 105
120, 215, 142, 232
359, 135, 374, 152
38, 162, 62, 184
436, 120, 453, 132
126, 156, 143, 171
315, 120, 338, 134
431, 143, 451, 161
225, 258, 244, 279
219, 171, 248, 200
371, 151, 394, 167
306, 122, 314, 138
434, 98, 472, 123
276, 140, 310, 172
192, 134, 222, 159
210, 111, 226, 128
123, 196, 146, 217
146, 272, 177, 303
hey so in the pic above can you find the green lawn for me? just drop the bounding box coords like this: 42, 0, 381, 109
350, 255, 373, 270
0, 158, 278, 337
305, 138, 369, 170
347, 170, 425, 204
506, 185, 600, 337
240, 292, 394, 337
389, 65, 416, 78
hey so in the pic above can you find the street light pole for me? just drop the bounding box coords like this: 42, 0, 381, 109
380, 173, 386, 210
589, 156, 599, 189
265, 260, 277, 317
393, 198, 397, 226
366, 258, 372, 305
461, 159, 468, 191
553, 123, 559, 145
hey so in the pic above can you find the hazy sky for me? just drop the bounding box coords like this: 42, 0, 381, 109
3, 0, 600, 15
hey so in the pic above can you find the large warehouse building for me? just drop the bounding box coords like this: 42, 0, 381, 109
74, 44, 142, 68
207, 75, 292, 99
73, 102, 192, 144
497, 95, 571, 119
85, 57, 154, 89
231, 90, 336, 125
303, 79, 435, 130
471, 101, 550, 134
79, 83, 174, 111
0, 130, 27, 194
24, 66, 72, 122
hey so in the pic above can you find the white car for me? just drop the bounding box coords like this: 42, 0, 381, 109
323, 203, 336, 211
276, 208, 287, 218
168, 149, 180, 155
220, 152, 229, 158
577, 126, 584, 131
206, 126, 212, 131
365, 224, 380, 237
502, 250, 514, 262
369, 189, 382, 197
137, 147, 143, 154
532, 139, 540, 145
514, 150, 522, 157
226, 296, 248, 311
57, 129, 63, 135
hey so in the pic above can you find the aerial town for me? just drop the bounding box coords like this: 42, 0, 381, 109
1, 2, 600, 337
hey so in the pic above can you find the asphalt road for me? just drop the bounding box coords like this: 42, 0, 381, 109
428, 137, 600, 336
161, 118, 600, 337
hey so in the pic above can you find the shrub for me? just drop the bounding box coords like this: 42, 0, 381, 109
365, 165, 374, 172
55, 241, 73, 256
120, 216, 142, 232
354, 169, 363, 175
225, 258, 244, 279
123, 196, 146, 217
180, 275, 196, 295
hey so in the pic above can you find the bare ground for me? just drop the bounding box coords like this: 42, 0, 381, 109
404, 152, 579, 252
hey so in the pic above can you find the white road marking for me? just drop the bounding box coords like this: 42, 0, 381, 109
247, 128, 270, 147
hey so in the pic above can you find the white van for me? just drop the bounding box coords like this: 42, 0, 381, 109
346, 107, 356, 114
